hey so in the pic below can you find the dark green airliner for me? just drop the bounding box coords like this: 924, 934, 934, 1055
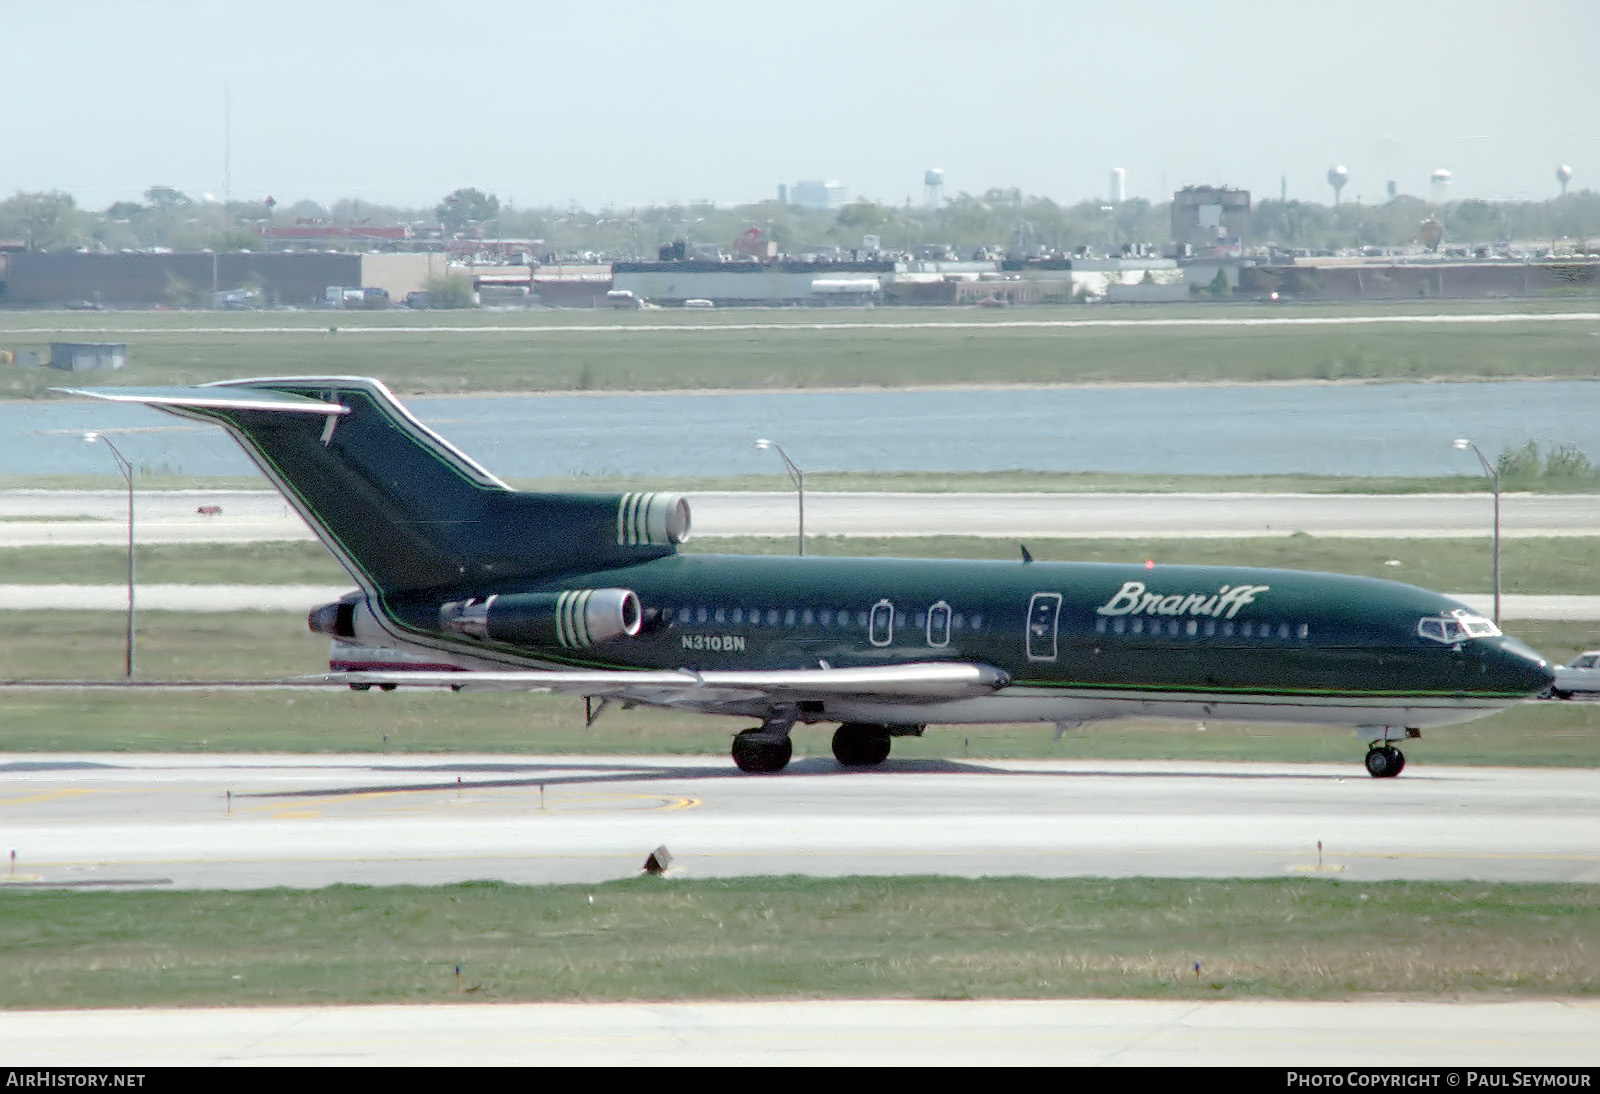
71, 377, 1554, 777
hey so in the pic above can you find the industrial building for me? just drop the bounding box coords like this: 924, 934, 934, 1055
611, 258, 894, 306
0, 251, 445, 308
1171, 185, 1251, 253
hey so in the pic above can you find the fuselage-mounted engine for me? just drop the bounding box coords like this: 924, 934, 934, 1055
440, 589, 642, 649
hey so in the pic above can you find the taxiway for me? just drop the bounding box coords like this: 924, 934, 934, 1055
3, 489, 1597, 545
4, 753, 1597, 890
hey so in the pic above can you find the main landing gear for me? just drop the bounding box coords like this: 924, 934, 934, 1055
731, 709, 797, 774
730, 717, 925, 773
831, 722, 892, 767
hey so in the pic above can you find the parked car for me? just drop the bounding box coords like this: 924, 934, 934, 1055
1550, 651, 1600, 700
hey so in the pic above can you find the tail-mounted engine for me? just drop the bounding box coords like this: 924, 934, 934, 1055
617, 492, 691, 547
440, 589, 642, 648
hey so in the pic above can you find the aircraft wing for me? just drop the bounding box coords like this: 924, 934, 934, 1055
316, 661, 1009, 706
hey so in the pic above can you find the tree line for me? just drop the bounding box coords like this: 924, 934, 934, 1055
2, 184, 1595, 258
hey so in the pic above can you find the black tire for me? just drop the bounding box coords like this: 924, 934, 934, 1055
832, 723, 892, 767
732, 731, 792, 774
379, 683, 397, 692
349, 683, 371, 692
1364, 746, 1404, 779
1551, 689, 1572, 701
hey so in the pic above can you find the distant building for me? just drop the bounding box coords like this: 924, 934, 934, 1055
1171, 186, 1250, 253
0, 252, 444, 308
49, 342, 127, 371
789, 180, 847, 211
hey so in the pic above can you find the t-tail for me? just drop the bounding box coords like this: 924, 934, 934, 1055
61, 377, 691, 596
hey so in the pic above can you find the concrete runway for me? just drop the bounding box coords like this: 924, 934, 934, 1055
4, 999, 1598, 1066
4, 754, 1597, 890
4, 488, 1598, 545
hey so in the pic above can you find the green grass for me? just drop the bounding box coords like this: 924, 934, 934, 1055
3, 877, 1597, 1007
0, 541, 350, 585
5, 301, 1599, 398
0, 613, 1593, 764
4, 534, 1595, 593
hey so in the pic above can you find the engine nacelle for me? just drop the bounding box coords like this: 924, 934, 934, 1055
440, 589, 642, 648
309, 592, 366, 639
617, 492, 691, 546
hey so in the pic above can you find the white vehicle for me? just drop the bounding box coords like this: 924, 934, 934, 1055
1550, 651, 1600, 700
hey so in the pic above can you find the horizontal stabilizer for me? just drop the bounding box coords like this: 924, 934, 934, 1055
55, 385, 349, 416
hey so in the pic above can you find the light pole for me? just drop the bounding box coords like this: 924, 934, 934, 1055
1453, 438, 1500, 625
85, 432, 135, 677
754, 438, 804, 557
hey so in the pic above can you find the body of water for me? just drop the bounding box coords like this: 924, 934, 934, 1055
6, 381, 1597, 481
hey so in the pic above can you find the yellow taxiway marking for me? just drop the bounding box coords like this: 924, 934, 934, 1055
247, 787, 700, 820
246, 786, 697, 818
0, 789, 93, 809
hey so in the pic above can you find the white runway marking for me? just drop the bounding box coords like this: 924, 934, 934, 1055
3, 999, 1597, 1066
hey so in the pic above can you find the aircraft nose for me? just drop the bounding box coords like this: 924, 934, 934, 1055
1488, 636, 1556, 696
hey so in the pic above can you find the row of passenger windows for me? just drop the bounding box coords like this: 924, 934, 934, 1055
1095, 616, 1311, 640
668, 605, 1309, 641
671, 605, 986, 632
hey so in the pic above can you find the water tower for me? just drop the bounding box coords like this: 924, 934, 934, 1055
1110, 167, 1127, 204
1430, 168, 1453, 206
1327, 165, 1348, 206
923, 168, 945, 209
1557, 164, 1574, 198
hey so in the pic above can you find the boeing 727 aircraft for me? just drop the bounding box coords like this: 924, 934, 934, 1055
68, 376, 1554, 776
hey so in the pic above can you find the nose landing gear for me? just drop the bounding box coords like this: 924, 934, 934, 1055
1360, 727, 1418, 778
1364, 745, 1405, 778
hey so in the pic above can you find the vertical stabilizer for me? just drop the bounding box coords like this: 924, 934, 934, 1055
62, 377, 690, 594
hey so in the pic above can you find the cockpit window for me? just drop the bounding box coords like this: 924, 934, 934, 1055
1417, 608, 1501, 645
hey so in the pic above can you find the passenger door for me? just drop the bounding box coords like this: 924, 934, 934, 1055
1026, 592, 1061, 662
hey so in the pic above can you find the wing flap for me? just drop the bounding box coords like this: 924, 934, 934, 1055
317, 662, 1009, 701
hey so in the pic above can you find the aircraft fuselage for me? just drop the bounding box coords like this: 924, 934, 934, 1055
366, 553, 1552, 730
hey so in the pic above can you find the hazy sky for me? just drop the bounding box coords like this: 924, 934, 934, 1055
5, 0, 1596, 211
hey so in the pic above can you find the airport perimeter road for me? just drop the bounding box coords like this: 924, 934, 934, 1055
4, 754, 1596, 890
4, 999, 1597, 1067
4, 489, 1599, 544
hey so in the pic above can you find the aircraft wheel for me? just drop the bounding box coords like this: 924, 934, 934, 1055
832, 723, 892, 767
379, 683, 398, 692
1364, 746, 1404, 779
732, 730, 793, 774
1550, 688, 1571, 701
349, 683, 371, 692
